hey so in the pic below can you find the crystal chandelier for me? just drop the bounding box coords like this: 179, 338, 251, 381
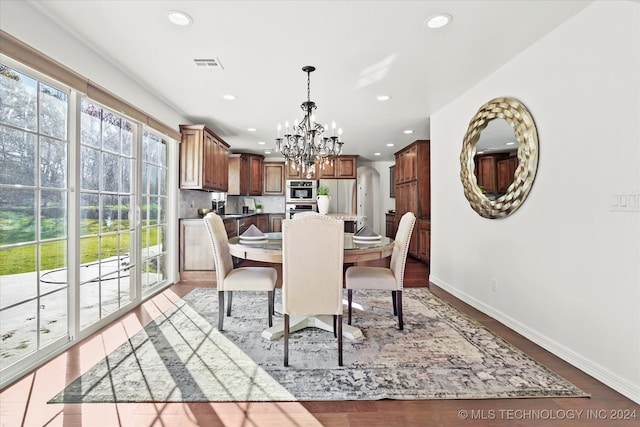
275, 66, 344, 175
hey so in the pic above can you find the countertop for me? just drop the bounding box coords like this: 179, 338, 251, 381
180, 212, 285, 220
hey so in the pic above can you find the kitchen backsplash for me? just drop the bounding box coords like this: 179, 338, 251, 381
179, 189, 285, 218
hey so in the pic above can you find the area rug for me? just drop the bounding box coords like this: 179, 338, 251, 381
49, 288, 589, 402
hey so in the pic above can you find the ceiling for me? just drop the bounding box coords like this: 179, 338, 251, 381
29, 0, 590, 161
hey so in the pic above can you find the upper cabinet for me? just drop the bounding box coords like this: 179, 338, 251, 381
284, 161, 317, 180
263, 162, 285, 195
317, 155, 358, 179
228, 153, 264, 196
179, 124, 229, 191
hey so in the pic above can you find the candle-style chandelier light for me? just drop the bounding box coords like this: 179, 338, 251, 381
275, 66, 344, 175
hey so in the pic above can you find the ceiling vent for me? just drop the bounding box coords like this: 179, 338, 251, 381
193, 58, 224, 69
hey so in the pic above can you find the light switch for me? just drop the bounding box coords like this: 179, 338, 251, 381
619, 194, 627, 207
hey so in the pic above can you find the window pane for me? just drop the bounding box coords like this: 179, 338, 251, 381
121, 158, 132, 193
39, 82, 68, 140
102, 112, 120, 153
0, 126, 35, 186
40, 240, 67, 286
102, 152, 119, 193
121, 121, 132, 157
118, 196, 131, 232
41, 190, 67, 239
0, 188, 35, 244
100, 194, 118, 234
0, 66, 37, 131
40, 137, 67, 188
81, 146, 99, 191
80, 193, 99, 236
148, 165, 158, 195
80, 100, 100, 148
0, 301, 37, 368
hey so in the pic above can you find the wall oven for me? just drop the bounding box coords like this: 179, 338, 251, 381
285, 180, 317, 203
286, 203, 316, 219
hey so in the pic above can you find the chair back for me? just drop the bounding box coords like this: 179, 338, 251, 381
282, 213, 344, 316
203, 212, 234, 289
390, 212, 416, 289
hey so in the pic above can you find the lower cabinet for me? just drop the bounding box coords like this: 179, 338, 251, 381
417, 218, 431, 264
179, 219, 215, 281
269, 213, 285, 233
385, 213, 396, 238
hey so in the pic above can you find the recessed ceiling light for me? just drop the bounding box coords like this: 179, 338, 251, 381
403, 129, 414, 134
386, 143, 395, 147
506, 141, 516, 146
376, 95, 391, 101
248, 128, 257, 132
425, 13, 452, 29
258, 141, 266, 145
222, 94, 236, 100
374, 152, 382, 156
167, 11, 193, 26
264, 149, 272, 154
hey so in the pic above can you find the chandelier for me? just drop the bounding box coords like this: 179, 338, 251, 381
275, 66, 344, 175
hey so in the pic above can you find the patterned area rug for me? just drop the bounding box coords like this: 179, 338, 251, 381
49, 288, 589, 402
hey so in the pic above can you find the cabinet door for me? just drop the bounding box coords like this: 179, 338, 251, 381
256, 214, 269, 232
249, 155, 263, 195
202, 132, 216, 189
477, 156, 497, 194
317, 158, 336, 178
497, 156, 517, 194
179, 128, 203, 188
389, 165, 395, 198
336, 156, 356, 178
418, 220, 430, 263
269, 214, 285, 233
179, 220, 214, 271
213, 137, 229, 192
263, 162, 285, 195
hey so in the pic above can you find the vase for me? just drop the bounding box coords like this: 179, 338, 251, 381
317, 195, 330, 215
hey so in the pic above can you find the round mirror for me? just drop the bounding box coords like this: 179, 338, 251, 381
460, 97, 539, 219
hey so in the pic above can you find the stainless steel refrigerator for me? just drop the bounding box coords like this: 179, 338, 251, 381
318, 179, 357, 215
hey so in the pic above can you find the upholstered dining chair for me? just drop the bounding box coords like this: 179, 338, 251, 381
345, 211, 416, 330
282, 213, 345, 366
203, 212, 277, 331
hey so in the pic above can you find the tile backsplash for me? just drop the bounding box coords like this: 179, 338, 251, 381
179, 189, 285, 218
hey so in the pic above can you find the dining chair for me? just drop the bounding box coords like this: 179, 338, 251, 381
203, 212, 277, 331
282, 212, 345, 366
345, 211, 416, 330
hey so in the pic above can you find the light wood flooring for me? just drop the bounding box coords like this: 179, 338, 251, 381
1, 258, 638, 426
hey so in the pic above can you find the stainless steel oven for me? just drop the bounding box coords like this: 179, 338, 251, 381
286, 203, 316, 219
285, 180, 317, 203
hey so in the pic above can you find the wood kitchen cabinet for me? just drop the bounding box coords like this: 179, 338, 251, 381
476, 155, 497, 194
228, 153, 264, 196
394, 140, 430, 260
269, 213, 285, 232
284, 161, 317, 180
179, 124, 229, 191
497, 156, 518, 194
417, 218, 431, 264
385, 212, 396, 238
316, 155, 358, 179
263, 162, 285, 195
389, 165, 395, 198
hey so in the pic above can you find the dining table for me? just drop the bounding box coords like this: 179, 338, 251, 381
227, 232, 394, 341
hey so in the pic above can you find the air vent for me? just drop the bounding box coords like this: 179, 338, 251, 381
193, 58, 224, 69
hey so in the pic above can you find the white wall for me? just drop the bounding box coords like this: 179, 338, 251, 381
358, 160, 395, 234
430, 1, 639, 403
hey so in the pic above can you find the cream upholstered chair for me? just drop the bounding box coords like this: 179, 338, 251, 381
282, 213, 345, 366
203, 212, 277, 331
345, 211, 416, 330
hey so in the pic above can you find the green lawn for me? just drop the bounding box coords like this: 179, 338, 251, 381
0, 216, 161, 276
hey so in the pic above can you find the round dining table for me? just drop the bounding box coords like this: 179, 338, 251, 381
227, 232, 394, 341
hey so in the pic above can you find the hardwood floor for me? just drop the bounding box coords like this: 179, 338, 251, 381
1, 258, 638, 426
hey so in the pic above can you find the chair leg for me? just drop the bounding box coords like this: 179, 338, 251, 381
226, 291, 233, 317
392, 290, 397, 315
267, 290, 274, 327
218, 291, 224, 331
333, 315, 337, 338
397, 290, 403, 330
337, 314, 343, 366
284, 314, 289, 367
347, 289, 353, 325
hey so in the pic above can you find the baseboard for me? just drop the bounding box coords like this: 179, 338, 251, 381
429, 274, 640, 405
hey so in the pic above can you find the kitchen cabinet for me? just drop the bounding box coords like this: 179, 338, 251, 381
389, 165, 395, 198
385, 212, 396, 238
417, 219, 431, 264
394, 140, 430, 260
228, 153, 264, 196
476, 155, 497, 194
284, 161, 317, 180
179, 218, 237, 281
256, 214, 269, 233
269, 213, 285, 233
317, 155, 358, 179
263, 162, 285, 195
179, 124, 229, 191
